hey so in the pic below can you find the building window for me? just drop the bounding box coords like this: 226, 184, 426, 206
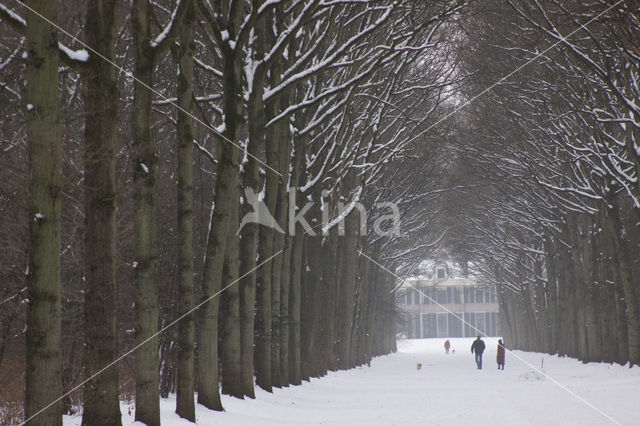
475, 312, 486, 335
453, 287, 461, 304
464, 312, 475, 337
423, 289, 433, 304
448, 313, 463, 337
437, 313, 448, 337
437, 288, 447, 304
422, 314, 437, 338
436, 267, 446, 279
465, 287, 475, 304
476, 288, 485, 304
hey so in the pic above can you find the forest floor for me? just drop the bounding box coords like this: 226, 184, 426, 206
63, 338, 640, 425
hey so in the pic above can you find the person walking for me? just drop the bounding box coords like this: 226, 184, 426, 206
444, 339, 451, 354
471, 336, 486, 369
497, 339, 505, 370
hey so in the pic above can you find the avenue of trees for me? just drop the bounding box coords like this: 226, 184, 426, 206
446, 0, 640, 367
0, 0, 464, 424
2, 0, 638, 424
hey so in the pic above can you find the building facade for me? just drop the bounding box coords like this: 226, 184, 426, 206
396, 263, 500, 339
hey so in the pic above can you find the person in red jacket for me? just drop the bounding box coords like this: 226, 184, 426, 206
497, 339, 506, 370
444, 339, 451, 354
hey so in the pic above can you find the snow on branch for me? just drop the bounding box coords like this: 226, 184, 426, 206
58, 41, 89, 62
150, 0, 181, 48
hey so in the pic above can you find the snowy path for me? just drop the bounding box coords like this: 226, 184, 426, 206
64, 338, 639, 425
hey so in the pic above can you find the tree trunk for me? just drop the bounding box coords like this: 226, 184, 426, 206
175, 1, 196, 419
254, 102, 280, 392
82, 1, 122, 424
335, 175, 360, 370
272, 118, 290, 387
556, 230, 570, 357
302, 203, 323, 378
132, 1, 159, 422
286, 126, 306, 385
585, 215, 601, 362
572, 214, 588, 360
278, 228, 292, 386
237, 9, 265, 398
288, 231, 303, 385
220, 193, 242, 397
25, 1, 63, 423
543, 238, 559, 354
320, 230, 338, 371
196, 37, 243, 414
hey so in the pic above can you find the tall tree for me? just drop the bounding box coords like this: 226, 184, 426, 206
238, 0, 266, 398
82, 0, 122, 424
131, 0, 160, 423
196, 0, 245, 409
131, 1, 186, 422
24, 1, 62, 424
175, 0, 196, 420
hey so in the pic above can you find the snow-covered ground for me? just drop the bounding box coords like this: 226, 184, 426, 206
64, 338, 639, 425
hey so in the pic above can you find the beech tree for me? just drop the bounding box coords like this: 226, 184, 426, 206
24, 0, 63, 424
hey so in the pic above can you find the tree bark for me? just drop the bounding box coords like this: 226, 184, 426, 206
220, 192, 242, 397
132, 1, 159, 422
556, 229, 571, 357
320, 230, 339, 371
543, 238, 559, 354
25, 1, 63, 423
288, 231, 303, 385
175, 0, 196, 419
287, 126, 306, 385
334, 174, 360, 370
237, 5, 266, 397
82, 1, 122, 424
272, 114, 290, 387
254, 99, 280, 392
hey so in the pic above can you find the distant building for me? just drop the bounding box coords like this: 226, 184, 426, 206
396, 262, 500, 338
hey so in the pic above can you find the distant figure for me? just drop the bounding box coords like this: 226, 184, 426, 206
471, 336, 486, 369
497, 339, 505, 370
444, 339, 451, 354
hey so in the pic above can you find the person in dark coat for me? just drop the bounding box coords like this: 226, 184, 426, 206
471, 336, 486, 369
497, 339, 505, 370
444, 339, 451, 354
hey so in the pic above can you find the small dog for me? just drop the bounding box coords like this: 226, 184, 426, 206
452, 349, 455, 355
416, 363, 422, 370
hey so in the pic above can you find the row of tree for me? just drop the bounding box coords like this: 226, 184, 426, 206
0, 0, 465, 424
445, 0, 640, 366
